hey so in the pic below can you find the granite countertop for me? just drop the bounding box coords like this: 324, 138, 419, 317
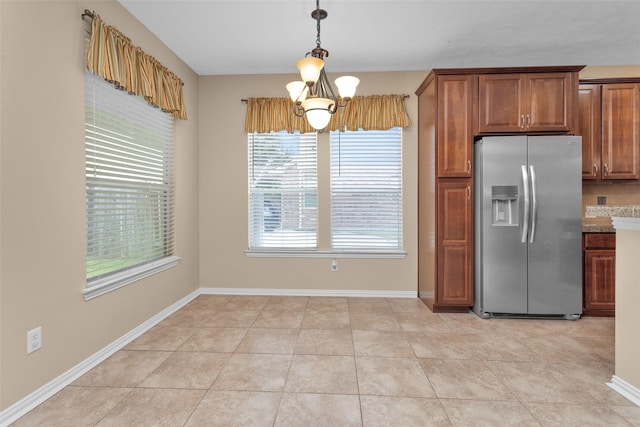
582, 222, 615, 233
582, 205, 640, 234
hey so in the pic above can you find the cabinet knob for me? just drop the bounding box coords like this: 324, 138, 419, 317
526, 114, 531, 128
593, 164, 598, 176
520, 114, 525, 129
467, 186, 471, 200
467, 160, 472, 174
603, 163, 609, 176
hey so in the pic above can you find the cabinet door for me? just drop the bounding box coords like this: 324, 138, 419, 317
601, 83, 640, 179
437, 180, 473, 306
437, 75, 473, 177
525, 73, 573, 132
478, 74, 524, 133
584, 249, 616, 313
578, 85, 602, 179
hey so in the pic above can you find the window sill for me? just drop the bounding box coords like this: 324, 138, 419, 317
83, 256, 181, 301
244, 250, 406, 259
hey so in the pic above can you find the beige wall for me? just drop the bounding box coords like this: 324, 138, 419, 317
0, 1, 199, 410
615, 228, 640, 391
198, 71, 425, 292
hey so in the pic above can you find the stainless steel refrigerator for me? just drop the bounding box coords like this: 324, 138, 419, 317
473, 135, 582, 320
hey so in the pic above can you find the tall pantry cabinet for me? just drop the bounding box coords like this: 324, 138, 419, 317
416, 66, 582, 313
416, 72, 475, 312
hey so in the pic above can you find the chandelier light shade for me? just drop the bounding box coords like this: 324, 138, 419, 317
302, 97, 335, 130
297, 57, 324, 84
335, 76, 360, 99
287, 0, 359, 130
286, 81, 309, 103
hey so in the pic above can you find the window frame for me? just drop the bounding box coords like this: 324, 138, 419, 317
245, 128, 406, 259
329, 127, 404, 252
83, 70, 180, 300
247, 131, 319, 251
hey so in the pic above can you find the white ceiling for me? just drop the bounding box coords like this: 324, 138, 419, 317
118, 0, 640, 76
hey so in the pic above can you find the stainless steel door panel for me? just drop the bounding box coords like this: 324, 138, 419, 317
527, 136, 582, 315
476, 136, 528, 314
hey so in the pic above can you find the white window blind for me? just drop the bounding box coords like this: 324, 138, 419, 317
85, 70, 175, 283
248, 131, 317, 249
330, 127, 403, 250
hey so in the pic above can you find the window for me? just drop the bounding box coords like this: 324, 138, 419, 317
248, 131, 318, 249
330, 127, 403, 250
84, 70, 177, 299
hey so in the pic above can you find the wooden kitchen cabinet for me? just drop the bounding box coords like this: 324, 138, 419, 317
478, 72, 577, 134
416, 66, 583, 313
437, 180, 473, 307
437, 75, 474, 177
583, 233, 616, 317
416, 70, 475, 312
602, 83, 640, 179
578, 84, 601, 178
578, 79, 640, 180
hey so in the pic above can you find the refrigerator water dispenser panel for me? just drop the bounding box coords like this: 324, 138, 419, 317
491, 185, 518, 226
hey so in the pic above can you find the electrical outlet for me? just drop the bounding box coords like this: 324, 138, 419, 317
331, 259, 338, 272
597, 196, 606, 205
27, 327, 42, 354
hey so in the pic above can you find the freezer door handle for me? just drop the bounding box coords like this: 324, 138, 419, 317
529, 165, 537, 243
521, 165, 530, 243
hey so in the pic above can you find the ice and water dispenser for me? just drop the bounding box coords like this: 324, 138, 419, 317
491, 185, 518, 226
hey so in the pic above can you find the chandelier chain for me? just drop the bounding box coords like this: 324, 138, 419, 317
315, 0, 322, 48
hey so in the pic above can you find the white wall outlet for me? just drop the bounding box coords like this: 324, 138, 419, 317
331, 259, 338, 272
27, 327, 42, 354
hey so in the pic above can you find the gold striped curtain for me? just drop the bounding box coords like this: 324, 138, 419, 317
245, 94, 411, 133
328, 95, 411, 131
244, 98, 315, 134
86, 15, 187, 120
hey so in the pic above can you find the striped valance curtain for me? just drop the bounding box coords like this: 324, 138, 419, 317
327, 94, 411, 131
86, 14, 187, 120
245, 94, 411, 133
244, 98, 316, 134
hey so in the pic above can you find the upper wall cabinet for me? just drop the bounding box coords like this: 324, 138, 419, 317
578, 84, 601, 178
478, 72, 577, 134
437, 75, 474, 177
578, 79, 640, 180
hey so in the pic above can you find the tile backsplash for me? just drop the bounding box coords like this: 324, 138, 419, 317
585, 205, 640, 218
582, 181, 640, 215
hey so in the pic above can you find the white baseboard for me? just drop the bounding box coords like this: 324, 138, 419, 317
608, 375, 640, 407
418, 290, 434, 300
0, 290, 200, 427
200, 287, 417, 298
1, 287, 418, 426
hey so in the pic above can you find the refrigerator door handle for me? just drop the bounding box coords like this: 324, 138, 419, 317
521, 165, 530, 243
529, 165, 537, 243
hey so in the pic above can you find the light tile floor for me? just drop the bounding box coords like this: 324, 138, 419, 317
12, 295, 640, 426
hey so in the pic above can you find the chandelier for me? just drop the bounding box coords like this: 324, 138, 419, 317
286, 0, 360, 130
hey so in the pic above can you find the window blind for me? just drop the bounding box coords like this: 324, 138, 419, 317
330, 127, 403, 249
85, 70, 174, 282
248, 131, 317, 249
